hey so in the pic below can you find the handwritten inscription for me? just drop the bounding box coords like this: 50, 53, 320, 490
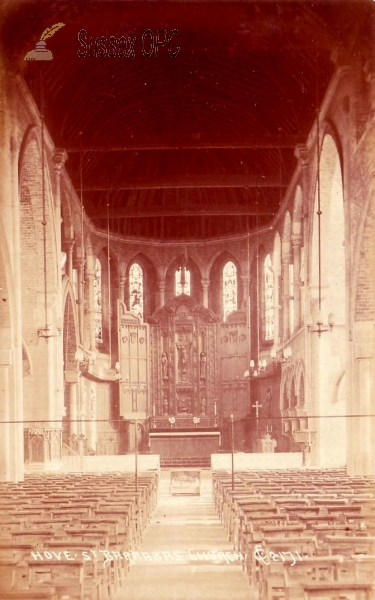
32, 549, 245, 566
253, 544, 306, 567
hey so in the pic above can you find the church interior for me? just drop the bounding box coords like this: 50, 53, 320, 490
0, 0, 374, 598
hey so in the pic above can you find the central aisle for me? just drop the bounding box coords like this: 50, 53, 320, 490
114, 470, 253, 600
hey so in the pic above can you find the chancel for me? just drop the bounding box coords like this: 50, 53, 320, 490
0, 1, 374, 599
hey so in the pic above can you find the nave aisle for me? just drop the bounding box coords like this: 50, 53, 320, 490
113, 471, 253, 600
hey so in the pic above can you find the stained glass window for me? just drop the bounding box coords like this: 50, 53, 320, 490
223, 261, 237, 321
264, 254, 274, 341
93, 258, 103, 343
175, 266, 191, 296
129, 263, 144, 320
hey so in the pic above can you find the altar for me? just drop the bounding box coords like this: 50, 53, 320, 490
149, 430, 221, 458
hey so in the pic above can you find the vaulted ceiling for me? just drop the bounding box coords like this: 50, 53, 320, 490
2, 0, 373, 239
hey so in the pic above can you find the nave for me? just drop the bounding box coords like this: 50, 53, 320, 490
0, 467, 374, 600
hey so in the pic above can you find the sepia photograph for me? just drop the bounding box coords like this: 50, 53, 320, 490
0, 0, 374, 598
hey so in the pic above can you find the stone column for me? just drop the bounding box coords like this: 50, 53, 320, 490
282, 254, 291, 341
52, 149, 67, 255
291, 234, 302, 329
85, 258, 96, 351
157, 279, 166, 308
348, 322, 375, 476
201, 278, 210, 308
79, 376, 87, 438
74, 253, 85, 344
0, 351, 12, 481
65, 372, 79, 437
87, 383, 97, 453
273, 267, 280, 348
119, 277, 126, 304
70, 383, 78, 436
63, 239, 75, 281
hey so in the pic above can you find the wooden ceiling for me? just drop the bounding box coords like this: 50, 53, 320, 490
3, 0, 374, 239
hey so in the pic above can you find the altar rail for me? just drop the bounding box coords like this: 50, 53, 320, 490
150, 415, 219, 429
211, 452, 303, 470
62, 454, 160, 472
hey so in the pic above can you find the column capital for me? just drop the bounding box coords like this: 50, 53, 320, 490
52, 148, 68, 172
282, 253, 293, 265
201, 278, 210, 288
62, 239, 75, 253
294, 144, 309, 169
291, 233, 303, 248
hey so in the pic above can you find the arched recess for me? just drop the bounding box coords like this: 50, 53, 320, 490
164, 253, 201, 306
309, 132, 347, 468
209, 251, 242, 320
62, 286, 80, 445
126, 252, 158, 319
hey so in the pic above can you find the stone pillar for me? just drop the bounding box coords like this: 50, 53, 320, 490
63, 239, 75, 281
0, 352, 12, 481
157, 279, 166, 308
79, 376, 87, 438
201, 278, 210, 308
64, 370, 79, 443
74, 253, 85, 344
291, 234, 302, 329
282, 254, 291, 341
347, 322, 375, 476
9, 78, 25, 482
273, 267, 280, 348
45, 334, 55, 423
52, 149, 67, 253
70, 382, 78, 436
86, 261, 96, 351
87, 383, 97, 453
119, 277, 126, 304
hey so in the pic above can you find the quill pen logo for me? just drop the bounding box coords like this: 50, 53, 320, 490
24, 23, 65, 61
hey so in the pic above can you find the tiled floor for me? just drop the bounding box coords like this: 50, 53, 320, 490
113, 471, 254, 600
